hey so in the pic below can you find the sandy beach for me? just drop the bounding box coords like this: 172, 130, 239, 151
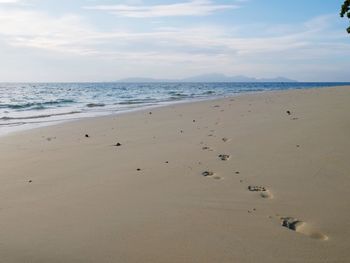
0, 86, 349, 262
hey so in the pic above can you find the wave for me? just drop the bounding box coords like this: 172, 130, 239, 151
116, 99, 155, 105
0, 111, 81, 121
0, 99, 75, 110
86, 103, 105, 108
168, 91, 189, 97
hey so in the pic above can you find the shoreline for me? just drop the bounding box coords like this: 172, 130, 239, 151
1, 84, 349, 138
0, 85, 349, 262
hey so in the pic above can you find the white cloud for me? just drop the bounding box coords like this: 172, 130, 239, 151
0, 4, 349, 81
0, 0, 20, 3
84, 0, 238, 18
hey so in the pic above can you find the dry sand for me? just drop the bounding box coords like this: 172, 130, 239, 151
0, 86, 349, 262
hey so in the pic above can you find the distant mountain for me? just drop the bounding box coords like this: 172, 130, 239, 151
118, 77, 170, 82
118, 74, 297, 83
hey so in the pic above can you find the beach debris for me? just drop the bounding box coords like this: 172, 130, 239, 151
202, 171, 214, 177
136, 168, 141, 171
193, 120, 196, 122
28, 180, 32, 183
165, 161, 169, 164
286, 110, 291, 115
213, 105, 220, 108
149, 112, 152, 115
248, 185, 266, 192
85, 134, 90, 138
281, 217, 303, 231
218, 154, 230, 161
235, 171, 240, 174
222, 137, 229, 142
114, 143, 122, 147
296, 144, 300, 148
180, 130, 184, 133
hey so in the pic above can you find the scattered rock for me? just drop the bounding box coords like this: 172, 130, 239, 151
248, 185, 266, 192
85, 134, 89, 138
136, 168, 141, 171
193, 120, 196, 122
114, 143, 122, 147
202, 171, 214, 177
235, 171, 240, 174
149, 112, 152, 115
286, 110, 291, 115
222, 137, 229, 142
28, 180, 32, 183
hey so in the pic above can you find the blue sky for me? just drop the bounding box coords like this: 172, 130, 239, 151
0, 0, 349, 82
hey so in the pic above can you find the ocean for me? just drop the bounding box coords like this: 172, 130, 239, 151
0, 82, 348, 136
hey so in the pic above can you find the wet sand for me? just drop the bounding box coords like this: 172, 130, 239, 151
0, 86, 349, 262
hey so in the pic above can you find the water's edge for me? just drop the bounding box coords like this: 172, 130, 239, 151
0, 82, 349, 137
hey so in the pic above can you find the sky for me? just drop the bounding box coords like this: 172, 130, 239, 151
0, 0, 349, 82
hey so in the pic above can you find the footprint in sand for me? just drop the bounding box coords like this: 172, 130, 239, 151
202, 146, 214, 152
222, 137, 231, 142
248, 185, 273, 199
202, 171, 222, 180
280, 217, 328, 241
218, 154, 230, 161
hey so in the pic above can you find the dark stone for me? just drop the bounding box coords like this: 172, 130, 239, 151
202, 171, 214, 177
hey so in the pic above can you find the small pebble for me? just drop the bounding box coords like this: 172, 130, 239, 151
248, 185, 266, 192
202, 171, 214, 177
